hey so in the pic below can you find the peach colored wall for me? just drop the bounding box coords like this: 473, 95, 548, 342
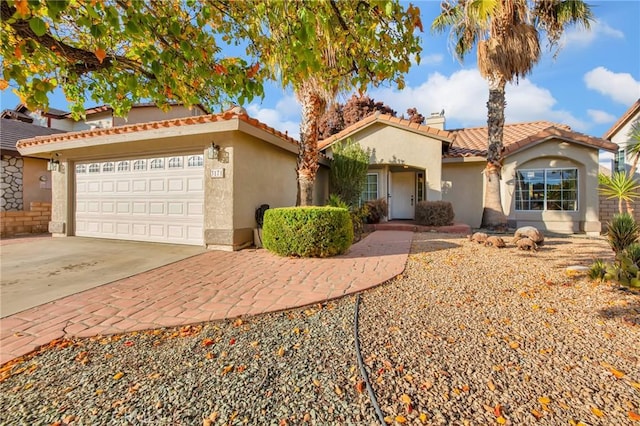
113, 105, 206, 126
441, 160, 485, 228
22, 157, 51, 208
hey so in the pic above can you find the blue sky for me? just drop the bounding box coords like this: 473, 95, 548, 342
2, 0, 639, 143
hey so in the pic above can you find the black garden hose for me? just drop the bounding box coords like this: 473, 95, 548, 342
354, 293, 385, 425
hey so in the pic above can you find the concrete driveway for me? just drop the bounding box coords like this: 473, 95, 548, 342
0, 237, 205, 317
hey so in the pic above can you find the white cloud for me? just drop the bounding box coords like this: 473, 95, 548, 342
369, 69, 588, 130
584, 66, 640, 105
587, 109, 616, 124
246, 94, 300, 138
562, 21, 624, 49
419, 53, 444, 66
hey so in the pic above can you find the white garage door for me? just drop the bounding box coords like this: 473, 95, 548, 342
75, 154, 204, 245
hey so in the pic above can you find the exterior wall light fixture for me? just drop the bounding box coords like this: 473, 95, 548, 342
208, 142, 220, 160
47, 157, 60, 171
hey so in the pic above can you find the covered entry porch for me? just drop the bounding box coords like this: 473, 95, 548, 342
363, 164, 428, 220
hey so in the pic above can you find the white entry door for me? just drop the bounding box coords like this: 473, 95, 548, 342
75, 154, 204, 246
391, 172, 415, 219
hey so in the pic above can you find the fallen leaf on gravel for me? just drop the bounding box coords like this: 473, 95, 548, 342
202, 338, 215, 347
277, 347, 285, 357
75, 351, 89, 364
537, 396, 551, 405
509, 341, 520, 349
233, 318, 243, 327
384, 416, 393, 424
221, 365, 233, 375
546, 308, 556, 314
462, 384, 470, 392
113, 372, 124, 380
629, 411, 640, 421
630, 382, 640, 390
421, 380, 433, 390
404, 374, 414, 382
250, 341, 259, 348
419, 413, 428, 423
124, 341, 134, 347
95, 389, 103, 395
539, 348, 554, 355
303, 413, 311, 422
487, 380, 496, 391
496, 416, 506, 424
494, 404, 502, 417
600, 362, 625, 379
558, 402, 570, 409
591, 407, 604, 418
205, 352, 214, 360
531, 409, 543, 420
312, 378, 320, 387
400, 394, 412, 405
356, 381, 365, 394
395, 415, 407, 423
334, 385, 343, 396
229, 338, 236, 345
236, 365, 246, 373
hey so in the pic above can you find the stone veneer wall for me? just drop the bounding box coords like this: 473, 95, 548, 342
1, 156, 24, 211
0, 202, 51, 237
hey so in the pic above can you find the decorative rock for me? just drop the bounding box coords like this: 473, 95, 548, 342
513, 226, 544, 246
484, 236, 506, 248
516, 237, 537, 251
467, 232, 489, 244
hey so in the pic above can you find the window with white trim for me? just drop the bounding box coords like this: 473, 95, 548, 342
187, 155, 204, 167
88, 163, 100, 173
102, 162, 114, 172
133, 160, 146, 171
117, 161, 130, 172
361, 173, 379, 203
168, 157, 183, 168
615, 149, 626, 173
150, 158, 164, 169
515, 168, 578, 211
76, 164, 86, 174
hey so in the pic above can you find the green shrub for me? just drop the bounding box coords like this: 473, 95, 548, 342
329, 139, 370, 207
262, 207, 353, 257
350, 205, 369, 242
415, 201, 454, 226
625, 242, 640, 265
365, 198, 388, 224
607, 213, 639, 254
327, 194, 349, 210
588, 259, 607, 281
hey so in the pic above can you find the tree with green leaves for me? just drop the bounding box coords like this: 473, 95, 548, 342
624, 118, 640, 179
432, 0, 592, 228
2, 0, 423, 206
237, 1, 423, 205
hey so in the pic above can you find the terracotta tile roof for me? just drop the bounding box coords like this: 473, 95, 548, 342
16, 110, 298, 150
603, 98, 640, 140
444, 121, 617, 158
318, 112, 452, 149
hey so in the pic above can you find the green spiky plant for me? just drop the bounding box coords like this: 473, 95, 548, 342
607, 213, 640, 255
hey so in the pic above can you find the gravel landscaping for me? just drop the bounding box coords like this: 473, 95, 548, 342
1, 233, 639, 425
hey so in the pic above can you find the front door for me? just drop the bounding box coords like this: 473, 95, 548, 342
391, 172, 415, 219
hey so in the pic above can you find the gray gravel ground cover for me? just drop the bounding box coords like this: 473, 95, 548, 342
1, 233, 638, 426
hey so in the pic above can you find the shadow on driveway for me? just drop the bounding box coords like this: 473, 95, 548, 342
0, 237, 205, 317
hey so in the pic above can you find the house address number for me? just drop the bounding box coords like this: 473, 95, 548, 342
211, 168, 225, 178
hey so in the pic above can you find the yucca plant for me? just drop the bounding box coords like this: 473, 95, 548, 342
607, 213, 640, 255
624, 242, 640, 266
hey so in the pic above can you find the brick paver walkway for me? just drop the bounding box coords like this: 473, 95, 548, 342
0, 231, 412, 364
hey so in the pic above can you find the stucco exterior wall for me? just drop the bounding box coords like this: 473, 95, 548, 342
502, 140, 601, 235
113, 106, 206, 127
49, 161, 70, 235
229, 134, 298, 248
609, 110, 639, 146
22, 157, 51, 208
442, 160, 485, 228
341, 123, 444, 201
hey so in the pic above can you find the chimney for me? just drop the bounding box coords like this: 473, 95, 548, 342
426, 110, 445, 130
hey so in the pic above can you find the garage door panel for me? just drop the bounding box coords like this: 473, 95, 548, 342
75, 154, 203, 245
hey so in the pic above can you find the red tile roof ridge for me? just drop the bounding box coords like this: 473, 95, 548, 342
319, 112, 452, 149
16, 111, 298, 149
448, 120, 569, 133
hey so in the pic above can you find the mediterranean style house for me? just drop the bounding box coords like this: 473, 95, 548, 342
16, 104, 616, 249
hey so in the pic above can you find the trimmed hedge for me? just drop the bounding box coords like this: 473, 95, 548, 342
415, 201, 454, 226
262, 207, 353, 257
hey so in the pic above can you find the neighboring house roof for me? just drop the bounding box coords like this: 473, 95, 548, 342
445, 121, 617, 158
16, 110, 297, 151
603, 98, 640, 140
318, 112, 453, 150
15, 102, 211, 119
1, 109, 33, 123
1, 118, 67, 154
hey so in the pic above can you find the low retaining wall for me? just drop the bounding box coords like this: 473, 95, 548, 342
0, 202, 51, 237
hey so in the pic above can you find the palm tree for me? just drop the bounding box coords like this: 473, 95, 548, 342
599, 172, 640, 214
624, 118, 640, 178
432, 0, 592, 228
